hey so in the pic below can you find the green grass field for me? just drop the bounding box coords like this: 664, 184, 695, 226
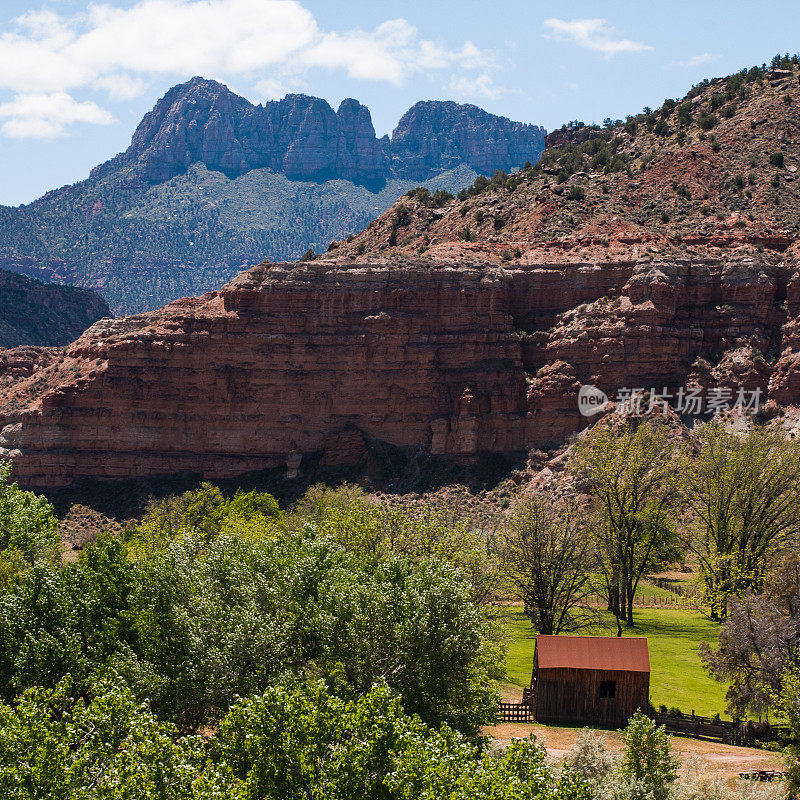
501, 604, 729, 718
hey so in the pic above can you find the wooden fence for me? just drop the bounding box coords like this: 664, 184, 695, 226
739, 771, 785, 782
650, 711, 792, 747
498, 700, 534, 722
496, 704, 792, 749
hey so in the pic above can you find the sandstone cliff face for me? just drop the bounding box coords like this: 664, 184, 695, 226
1, 244, 798, 488
0, 263, 525, 486
0, 268, 109, 348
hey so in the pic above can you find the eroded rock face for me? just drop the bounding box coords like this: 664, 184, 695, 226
126, 80, 390, 186
3, 247, 800, 488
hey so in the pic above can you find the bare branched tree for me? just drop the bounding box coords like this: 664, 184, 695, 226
499, 493, 597, 635
701, 551, 800, 718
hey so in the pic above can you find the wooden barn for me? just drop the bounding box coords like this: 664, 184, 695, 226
531, 635, 650, 727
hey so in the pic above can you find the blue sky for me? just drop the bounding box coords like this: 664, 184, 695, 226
0, 0, 798, 206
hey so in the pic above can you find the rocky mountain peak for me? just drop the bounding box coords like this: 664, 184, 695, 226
122, 79, 545, 187
390, 100, 547, 180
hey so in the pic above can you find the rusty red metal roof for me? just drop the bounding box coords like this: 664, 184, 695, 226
536, 635, 650, 672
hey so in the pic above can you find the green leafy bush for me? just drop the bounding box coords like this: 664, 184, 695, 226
567, 186, 585, 201
0, 462, 59, 589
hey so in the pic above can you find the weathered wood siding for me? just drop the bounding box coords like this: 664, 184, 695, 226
534, 665, 649, 727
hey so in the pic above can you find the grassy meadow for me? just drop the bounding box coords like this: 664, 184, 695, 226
501, 601, 729, 718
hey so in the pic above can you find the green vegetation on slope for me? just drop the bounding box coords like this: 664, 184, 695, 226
0, 162, 478, 314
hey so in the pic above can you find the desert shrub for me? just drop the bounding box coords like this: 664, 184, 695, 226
676, 103, 693, 126
459, 226, 475, 242
654, 119, 671, 137
562, 729, 614, 788
770, 151, 785, 168
392, 205, 412, 228
430, 189, 454, 207
698, 112, 718, 131
567, 185, 586, 201
617, 711, 680, 800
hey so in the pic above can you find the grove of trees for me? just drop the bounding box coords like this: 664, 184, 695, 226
3, 410, 800, 795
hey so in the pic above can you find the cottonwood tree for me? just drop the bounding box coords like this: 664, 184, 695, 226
701, 550, 800, 719
298, 484, 503, 609
0, 461, 59, 590
682, 421, 800, 619
499, 494, 596, 634
571, 419, 678, 631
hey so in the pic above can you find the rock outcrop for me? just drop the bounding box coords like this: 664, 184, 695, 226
0, 268, 109, 348
125, 80, 391, 186
544, 124, 603, 150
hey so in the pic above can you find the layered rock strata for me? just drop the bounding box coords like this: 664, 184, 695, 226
2, 245, 798, 488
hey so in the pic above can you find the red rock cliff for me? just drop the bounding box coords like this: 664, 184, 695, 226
1, 242, 798, 488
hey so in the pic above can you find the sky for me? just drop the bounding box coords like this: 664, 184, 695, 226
0, 0, 799, 206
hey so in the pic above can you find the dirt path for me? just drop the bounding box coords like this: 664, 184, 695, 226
483, 722, 783, 780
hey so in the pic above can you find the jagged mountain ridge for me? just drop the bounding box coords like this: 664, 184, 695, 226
119, 78, 545, 186
0, 267, 109, 348
0, 79, 545, 314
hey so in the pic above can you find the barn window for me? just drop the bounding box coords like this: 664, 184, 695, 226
599, 680, 616, 699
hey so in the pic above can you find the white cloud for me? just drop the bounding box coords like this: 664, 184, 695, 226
0, 0, 496, 138
542, 18, 652, 59
673, 53, 719, 68
446, 73, 511, 101
0, 92, 115, 138
93, 74, 147, 101
302, 20, 488, 84
254, 77, 295, 102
